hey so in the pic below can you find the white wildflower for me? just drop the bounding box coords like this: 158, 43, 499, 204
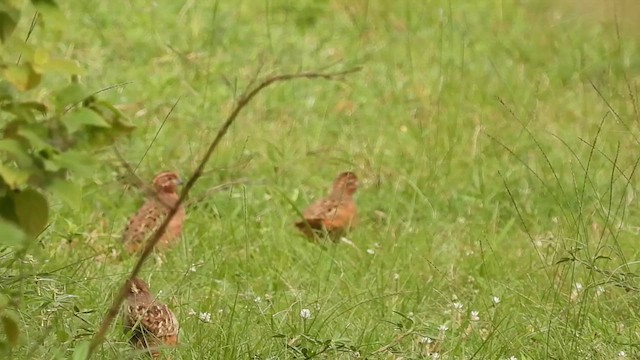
470, 310, 480, 321
366, 249, 375, 255
508, 357, 517, 360
492, 296, 501, 305
199, 312, 212, 323
393, 273, 400, 281
596, 286, 605, 297
189, 264, 197, 272
571, 282, 583, 302
300, 308, 312, 320
419, 336, 433, 344
438, 324, 448, 332
453, 302, 463, 310
432, 353, 440, 359
574, 283, 583, 291
619, 350, 626, 357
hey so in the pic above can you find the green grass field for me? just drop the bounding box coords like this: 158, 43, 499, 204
6, 0, 640, 358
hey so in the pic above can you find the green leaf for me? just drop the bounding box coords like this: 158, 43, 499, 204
52, 83, 89, 110
33, 48, 50, 67
2, 63, 42, 91
1, 101, 46, 122
48, 178, 81, 209
37, 59, 85, 76
0, 163, 30, 188
71, 340, 90, 360
32, 1, 64, 30
31, 0, 58, 11
0, 219, 26, 246
17, 127, 50, 150
55, 150, 93, 177
55, 328, 69, 343
16, 101, 47, 113
0, 81, 15, 101
0, 4, 20, 43
12, 188, 48, 237
88, 100, 135, 136
42, 157, 59, 172
0, 139, 31, 165
62, 107, 110, 134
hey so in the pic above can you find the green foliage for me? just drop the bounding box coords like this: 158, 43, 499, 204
0, 0, 134, 354
0, 0, 133, 240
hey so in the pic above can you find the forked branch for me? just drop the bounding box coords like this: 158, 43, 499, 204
87, 66, 362, 358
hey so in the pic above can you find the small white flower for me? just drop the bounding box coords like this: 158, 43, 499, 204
432, 353, 440, 359
453, 302, 463, 310
23, 254, 36, 264
300, 308, 312, 319
366, 249, 375, 255
470, 310, 480, 321
508, 357, 517, 360
492, 296, 501, 305
419, 336, 433, 344
254, 296, 262, 303
571, 283, 583, 301
393, 273, 400, 281
574, 283, 583, 291
438, 324, 448, 332
596, 286, 605, 297
199, 312, 212, 323
619, 350, 626, 357
189, 264, 197, 272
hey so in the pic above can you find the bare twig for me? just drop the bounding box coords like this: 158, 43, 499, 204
86, 66, 362, 358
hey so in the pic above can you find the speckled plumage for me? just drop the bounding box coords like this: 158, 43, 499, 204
122, 172, 185, 253
295, 172, 359, 241
123, 278, 179, 358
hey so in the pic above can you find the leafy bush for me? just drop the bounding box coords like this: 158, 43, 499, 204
0, 0, 133, 353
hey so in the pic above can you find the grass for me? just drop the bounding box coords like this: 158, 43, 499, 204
5, 0, 640, 358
